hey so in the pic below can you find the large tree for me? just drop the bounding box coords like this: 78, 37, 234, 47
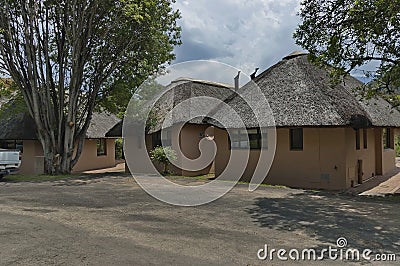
294, 0, 400, 102
0, 0, 181, 174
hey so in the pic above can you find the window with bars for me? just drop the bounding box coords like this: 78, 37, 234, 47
355, 129, 360, 150
230, 128, 268, 149
97, 139, 107, 156
383, 128, 392, 149
152, 129, 172, 148
363, 129, 368, 149
290, 128, 303, 151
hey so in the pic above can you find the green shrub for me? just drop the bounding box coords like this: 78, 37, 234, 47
115, 138, 124, 160
150, 146, 177, 174
395, 135, 400, 157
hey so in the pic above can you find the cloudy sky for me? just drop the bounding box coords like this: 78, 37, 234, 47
172, 0, 303, 76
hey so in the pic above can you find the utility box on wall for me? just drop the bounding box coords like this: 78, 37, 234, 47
34, 156, 44, 175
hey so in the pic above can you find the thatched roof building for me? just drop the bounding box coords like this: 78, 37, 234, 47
107, 78, 235, 137
148, 78, 234, 133
0, 97, 120, 140
205, 53, 400, 129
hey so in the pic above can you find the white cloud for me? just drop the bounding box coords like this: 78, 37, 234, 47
173, 0, 303, 75
156, 60, 250, 87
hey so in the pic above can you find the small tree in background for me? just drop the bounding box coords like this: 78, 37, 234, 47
150, 146, 177, 174
115, 138, 124, 160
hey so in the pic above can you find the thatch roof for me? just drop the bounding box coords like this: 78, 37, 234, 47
0, 112, 38, 140
146, 78, 234, 133
0, 97, 120, 140
106, 78, 235, 137
205, 53, 400, 128
85, 112, 121, 139
107, 78, 235, 137
106, 120, 123, 138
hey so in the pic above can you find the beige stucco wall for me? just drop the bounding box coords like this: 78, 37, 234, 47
19, 140, 45, 174
18, 139, 116, 174
270, 128, 347, 189
381, 127, 396, 175
72, 139, 116, 173
136, 124, 214, 176
214, 127, 398, 190
179, 124, 214, 176
214, 127, 348, 190
129, 124, 398, 189
373, 127, 396, 176
382, 149, 396, 174
344, 128, 376, 187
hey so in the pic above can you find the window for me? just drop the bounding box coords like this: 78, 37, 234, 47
152, 132, 161, 148
355, 129, 360, 150
162, 130, 172, 146
152, 129, 171, 148
290, 128, 303, 150
363, 129, 368, 149
230, 128, 267, 149
383, 128, 392, 149
96, 139, 107, 156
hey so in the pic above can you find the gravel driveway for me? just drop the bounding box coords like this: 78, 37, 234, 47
0, 174, 398, 265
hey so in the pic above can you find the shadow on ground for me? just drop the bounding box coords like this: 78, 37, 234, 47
246, 191, 400, 254
0, 172, 130, 185
51, 172, 131, 186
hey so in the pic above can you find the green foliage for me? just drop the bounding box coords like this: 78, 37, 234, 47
0, 78, 17, 98
294, 0, 400, 103
149, 146, 177, 174
0, 94, 27, 120
0, 80, 30, 123
95, 0, 182, 116
115, 138, 124, 160
122, 77, 165, 133
395, 135, 400, 157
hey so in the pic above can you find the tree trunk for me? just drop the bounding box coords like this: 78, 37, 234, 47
0, 0, 182, 176
42, 143, 56, 175
37, 119, 79, 175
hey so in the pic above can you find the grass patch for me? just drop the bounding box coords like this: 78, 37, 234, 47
1, 173, 77, 182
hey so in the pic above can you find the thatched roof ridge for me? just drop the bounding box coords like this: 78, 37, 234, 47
147, 78, 234, 133
205, 53, 400, 128
172, 77, 234, 89
85, 112, 121, 139
282, 51, 308, 60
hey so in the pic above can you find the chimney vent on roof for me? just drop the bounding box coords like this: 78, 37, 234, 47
234, 71, 240, 90
250, 68, 259, 80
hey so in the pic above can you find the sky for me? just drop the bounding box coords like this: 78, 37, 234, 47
172, 0, 303, 76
